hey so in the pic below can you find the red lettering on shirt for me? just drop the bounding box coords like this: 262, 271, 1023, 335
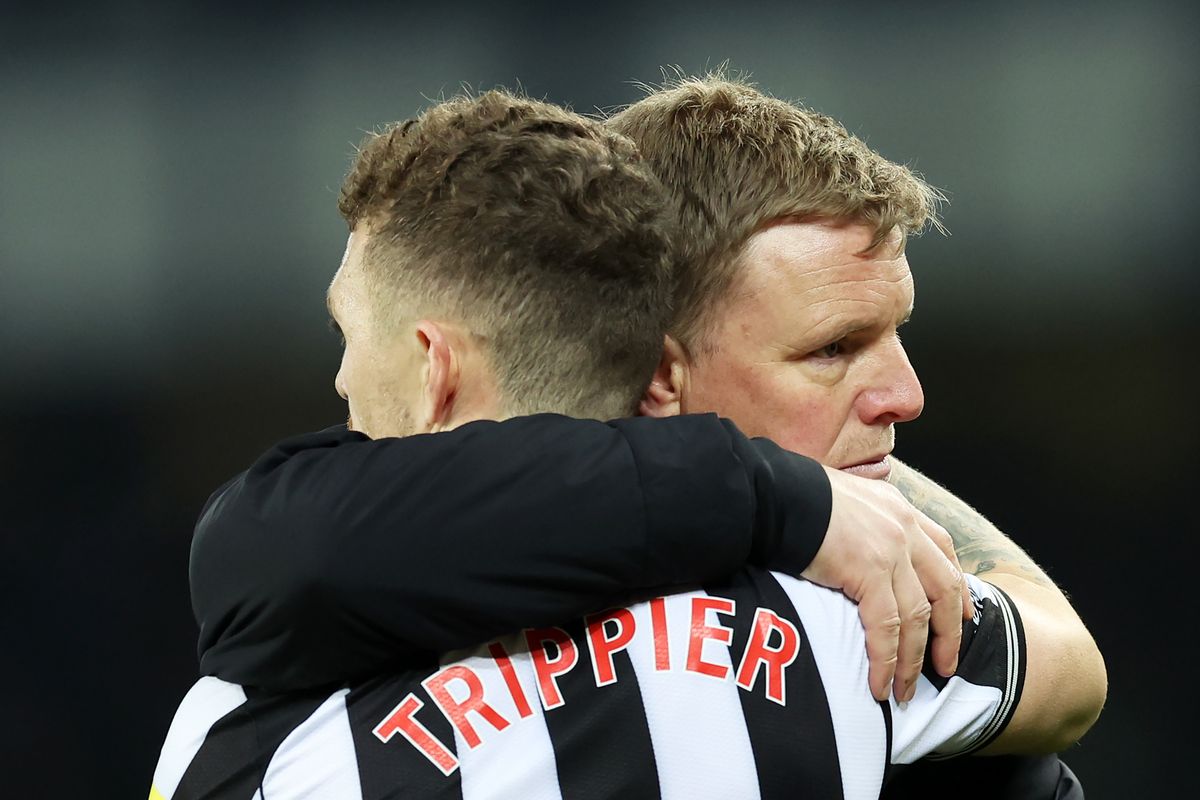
735, 607, 801, 705
524, 627, 579, 710
650, 597, 670, 671
487, 642, 533, 719
422, 665, 510, 749
585, 609, 636, 687
686, 596, 736, 680
373, 694, 459, 776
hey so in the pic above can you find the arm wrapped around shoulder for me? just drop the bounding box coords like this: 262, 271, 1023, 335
189, 414, 833, 690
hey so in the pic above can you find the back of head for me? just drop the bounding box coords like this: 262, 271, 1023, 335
607, 74, 941, 352
339, 91, 674, 420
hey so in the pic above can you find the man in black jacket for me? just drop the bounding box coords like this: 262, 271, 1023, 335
193, 90, 969, 704
182, 85, 1101, 798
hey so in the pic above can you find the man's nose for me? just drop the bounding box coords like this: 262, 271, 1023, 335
856, 340, 924, 425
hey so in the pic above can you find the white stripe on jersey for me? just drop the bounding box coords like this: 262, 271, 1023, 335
441, 640, 564, 800
777, 575, 888, 799
154, 573, 1023, 799
891, 577, 1016, 763
151, 676, 246, 799
625, 591, 762, 800
260, 689, 363, 799
892, 676, 1002, 763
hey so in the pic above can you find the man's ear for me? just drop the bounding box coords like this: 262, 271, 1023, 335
639, 334, 690, 418
415, 320, 459, 432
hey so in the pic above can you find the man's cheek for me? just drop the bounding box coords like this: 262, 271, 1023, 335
769, 422, 833, 462
763, 388, 843, 461
685, 362, 746, 417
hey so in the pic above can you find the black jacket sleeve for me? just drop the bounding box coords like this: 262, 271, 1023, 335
190, 413, 831, 690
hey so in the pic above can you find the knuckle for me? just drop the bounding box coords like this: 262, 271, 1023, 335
946, 569, 964, 593
861, 550, 893, 574
878, 482, 904, 502
881, 524, 906, 550
906, 602, 933, 624
870, 652, 899, 668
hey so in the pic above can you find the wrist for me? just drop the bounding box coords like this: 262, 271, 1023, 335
747, 438, 832, 574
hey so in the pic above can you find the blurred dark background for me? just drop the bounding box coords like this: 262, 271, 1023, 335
2, 0, 1194, 796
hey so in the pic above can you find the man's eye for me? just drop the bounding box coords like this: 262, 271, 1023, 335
812, 340, 843, 359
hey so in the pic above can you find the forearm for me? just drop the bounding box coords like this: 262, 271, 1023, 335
885, 460, 1105, 749
191, 414, 832, 690
888, 458, 1054, 588
983, 575, 1107, 753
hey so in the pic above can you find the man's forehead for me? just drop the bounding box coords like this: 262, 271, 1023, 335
730, 220, 914, 334
746, 219, 902, 267
340, 231, 358, 269
326, 233, 358, 317
741, 221, 909, 291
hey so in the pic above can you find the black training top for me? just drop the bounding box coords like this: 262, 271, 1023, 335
186, 412, 1079, 799
191, 413, 832, 691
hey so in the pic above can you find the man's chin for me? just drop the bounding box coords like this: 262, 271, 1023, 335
839, 455, 891, 480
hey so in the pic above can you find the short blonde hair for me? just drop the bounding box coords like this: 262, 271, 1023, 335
339, 91, 675, 420
607, 75, 943, 351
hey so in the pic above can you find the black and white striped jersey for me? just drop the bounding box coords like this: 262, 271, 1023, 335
151, 572, 1024, 800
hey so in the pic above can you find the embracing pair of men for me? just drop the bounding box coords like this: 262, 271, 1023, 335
151, 76, 1104, 800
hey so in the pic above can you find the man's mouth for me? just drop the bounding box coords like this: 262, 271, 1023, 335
839, 454, 891, 480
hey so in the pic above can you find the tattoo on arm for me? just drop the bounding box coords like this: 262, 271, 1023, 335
888, 459, 1056, 589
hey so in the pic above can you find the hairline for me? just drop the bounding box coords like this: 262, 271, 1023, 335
683, 214, 912, 353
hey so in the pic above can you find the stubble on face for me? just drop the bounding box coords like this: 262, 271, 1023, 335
682, 219, 922, 473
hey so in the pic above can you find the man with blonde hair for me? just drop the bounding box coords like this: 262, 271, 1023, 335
167, 82, 1102, 798
607, 74, 1096, 796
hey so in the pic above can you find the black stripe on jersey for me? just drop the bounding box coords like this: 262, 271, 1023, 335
952, 580, 1018, 692
540, 619, 661, 800
880, 699, 896, 789
919, 636, 951, 692
173, 688, 328, 800
964, 586, 1026, 754
924, 583, 1027, 761
709, 571, 844, 800
346, 671, 463, 800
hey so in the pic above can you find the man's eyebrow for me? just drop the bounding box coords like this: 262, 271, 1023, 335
802, 307, 911, 349
801, 318, 869, 348
326, 292, 345, 327
325, 293, 344, 337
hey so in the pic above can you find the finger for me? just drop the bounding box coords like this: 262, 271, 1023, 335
857, 569, 902, 702
910, 532, 965, 678
890, 560, 932, 703
963, 575, 973, 620
912, 513, 971, 620
920, 515, 961, 576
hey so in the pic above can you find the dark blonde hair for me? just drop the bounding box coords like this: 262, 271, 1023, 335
339, 90, 675, 419
608, 75, 943, 351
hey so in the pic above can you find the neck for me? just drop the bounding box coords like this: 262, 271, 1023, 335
430, 368, 507, 433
